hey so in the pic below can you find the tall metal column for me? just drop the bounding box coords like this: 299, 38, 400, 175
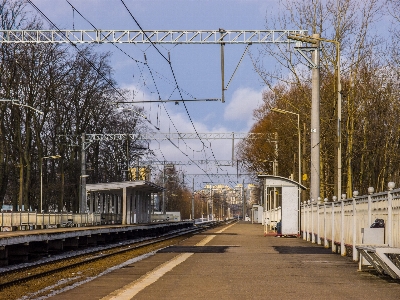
242, 180, 245, 219
191, 178, 195, 220
162, 162, 166, 214
310, 34, 320, 201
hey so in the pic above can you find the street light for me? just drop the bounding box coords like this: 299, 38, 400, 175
287, 33, 342, 198
271, 108, 301, 185
0, 98, 44, 115
40, 155, 61, 212
271, 108, 302, 235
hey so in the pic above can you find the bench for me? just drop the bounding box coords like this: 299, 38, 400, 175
61, 219, 74, 228
356, 244, 400, 279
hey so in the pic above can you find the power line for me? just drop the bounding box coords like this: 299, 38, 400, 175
26, 0, 155, 128
118, 0, 223, 171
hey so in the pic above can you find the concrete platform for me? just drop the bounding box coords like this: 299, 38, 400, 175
46, 222, 400, 300
0, 222, 193, 266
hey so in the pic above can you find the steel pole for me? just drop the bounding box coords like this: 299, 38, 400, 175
81, 133, 86, 213
298, 113, 301, 235
163, 162, 166, 214
192, 178, 195, 220
40, 157, 43, 212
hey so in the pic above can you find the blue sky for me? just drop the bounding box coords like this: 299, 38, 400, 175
32, 0, 284, 187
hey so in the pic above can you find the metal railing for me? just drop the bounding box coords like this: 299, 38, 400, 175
0, 211, 122, 231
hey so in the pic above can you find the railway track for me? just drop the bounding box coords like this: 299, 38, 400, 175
0, 220, 228, 293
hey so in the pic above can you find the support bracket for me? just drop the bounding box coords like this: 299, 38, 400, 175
294, 46, 319, 69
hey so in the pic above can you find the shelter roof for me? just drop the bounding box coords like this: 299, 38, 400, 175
257, 175, 306, 190
86, 180, 163, 193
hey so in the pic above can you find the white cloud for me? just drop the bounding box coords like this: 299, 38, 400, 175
223, 87, 262, 125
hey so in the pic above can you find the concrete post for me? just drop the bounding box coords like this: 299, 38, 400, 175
341, 194, 346, 256
352, 191, 359, 261
310, 34, 320, 201
80, 133, 87, 213
307, 200, 310, 241
304, 201, 307, 240
332, 196, 336, 252
317, 198, 321, 245
122, 187, 127, 225
367, 187, 374, 226
324, 198, 328, 247
311, 199, 315, 243
388, 182, 395, 247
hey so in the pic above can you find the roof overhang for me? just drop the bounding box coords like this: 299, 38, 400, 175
257, 175, 306, 190
86, 180, 163, 193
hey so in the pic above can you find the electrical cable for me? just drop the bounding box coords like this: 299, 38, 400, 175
26, 0, 157, 129
119, 0, 224, 172
66, 1, 210, 159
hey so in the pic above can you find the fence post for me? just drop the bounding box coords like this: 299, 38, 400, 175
317, 197, 321, 245
388, 182, 395, 247
324, 198, 328, 247
311, 199, 315, 243
353, 191, 359, 261
307, 200, 311, 241
332, 196, 337, 252
303, 201, 307, 240
341, 194, 346, 256
367, 187, 374, 226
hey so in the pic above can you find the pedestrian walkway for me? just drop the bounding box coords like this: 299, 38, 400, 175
50, 222, 400, 300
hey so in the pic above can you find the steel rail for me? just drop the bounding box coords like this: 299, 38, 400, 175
0, 221, 229, 290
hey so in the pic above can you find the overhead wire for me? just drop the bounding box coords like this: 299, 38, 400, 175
66, 0, 209, 157
119, 0, 224, 172
26, 0, 157, 129
66, 0, 216, 183
30, 0, 230, 185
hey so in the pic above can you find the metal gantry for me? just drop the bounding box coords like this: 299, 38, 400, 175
0, 29, 307, 44
57, 132, 276, 212
58, 132, 276, 148
5, 26, 302, 213
84, 132, 276, 142
141, 160, 237, 166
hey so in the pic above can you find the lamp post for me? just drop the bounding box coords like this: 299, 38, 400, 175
287, 33, 341, 199
40, 155, 61, 212
0, 98, 44, 115
271, 108, 301, 185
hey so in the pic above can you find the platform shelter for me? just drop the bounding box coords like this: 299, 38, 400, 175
257, 175, 306, 235
86, 181, 163, 224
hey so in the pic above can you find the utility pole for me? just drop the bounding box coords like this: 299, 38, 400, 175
210, 185, 213, 221
192, 178, 195, 220
310, 34, 320, 201
162, 162, 166, 214
80, 133, 87, 213
242, 180, 245, 219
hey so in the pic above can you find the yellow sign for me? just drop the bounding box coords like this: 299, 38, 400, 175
302, 174, 308, 181
129, 167, 150, 181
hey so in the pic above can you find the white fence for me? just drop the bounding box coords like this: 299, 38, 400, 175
0, 211, 122, 231
300, 184, 400, 261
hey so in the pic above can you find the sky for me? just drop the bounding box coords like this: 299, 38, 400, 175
32, 0, 285, 189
